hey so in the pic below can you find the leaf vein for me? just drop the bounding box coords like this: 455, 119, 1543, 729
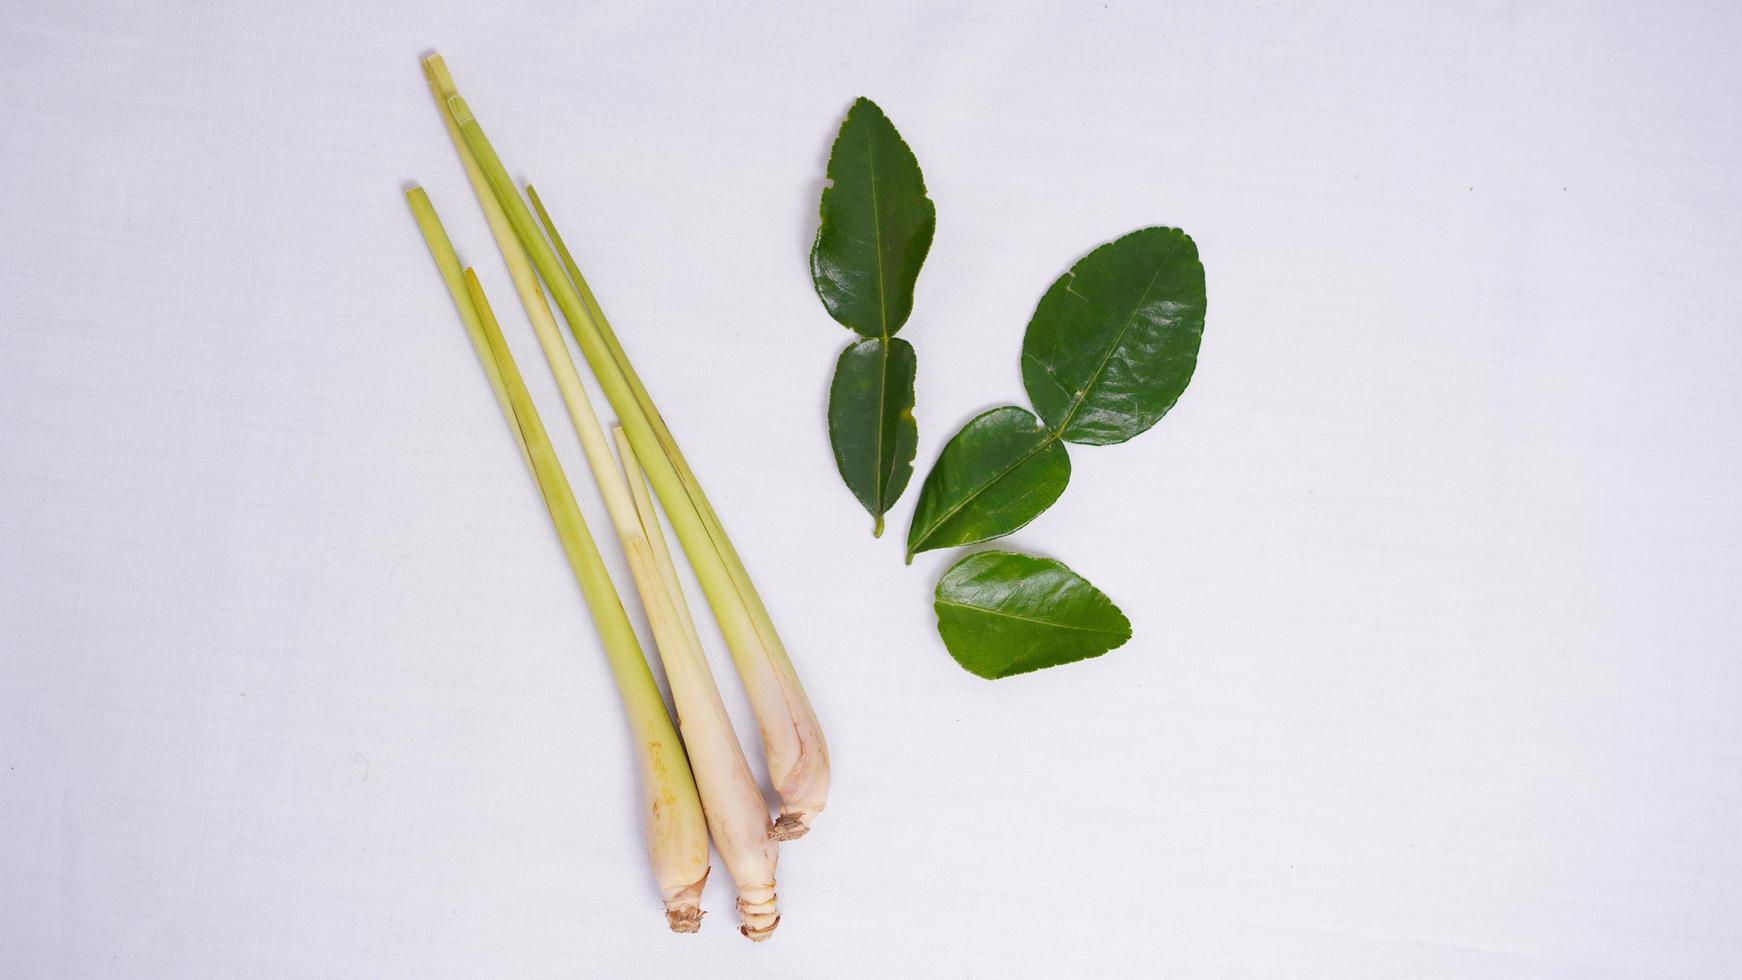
1052, 260, 1169, 436
912, 426, 1058, 552
937, 598, 1125, 635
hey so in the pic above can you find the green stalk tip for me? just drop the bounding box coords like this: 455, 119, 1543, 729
421, 52, 448, 84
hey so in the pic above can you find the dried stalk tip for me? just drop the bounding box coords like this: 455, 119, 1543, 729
664, 904, 702, 933
663, 873, 707, 933
769, 813, 811, 841
739, 915, 780, 942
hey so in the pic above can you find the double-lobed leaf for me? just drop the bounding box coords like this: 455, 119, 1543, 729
812, 97, 935, 535
1022, 226, 1205, 446
904, 406, 1069, 562
934, 551, 1131, 679
829, 338, 917, 536
907, 226, 1204, 557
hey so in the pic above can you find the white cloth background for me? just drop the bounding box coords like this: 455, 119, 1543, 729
3, 1, 1739, 976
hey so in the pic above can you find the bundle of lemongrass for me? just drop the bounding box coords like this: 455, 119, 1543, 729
405, 54, 827, 940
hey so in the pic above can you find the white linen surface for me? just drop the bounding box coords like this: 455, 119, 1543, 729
2, 1, 1739, 976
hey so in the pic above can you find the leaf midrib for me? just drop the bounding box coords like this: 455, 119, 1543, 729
911, 424, 1058, 555
866, 118, 892, 515
911, 254, 1171, 554
1051, 258, 1170, 437
937, 597, 1126, 635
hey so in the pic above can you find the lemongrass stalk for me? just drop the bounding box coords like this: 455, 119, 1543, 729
405, 186, 527, 467
524, 185, 803, 697
407, 190, 710, 932
462, 268, 711, 932
443, 93, 829, 834
615, 426, 781, 939
420, 55, 644, 547
524, 185, 785, 622
419, 58, 783, 934
526, 184, 756, 580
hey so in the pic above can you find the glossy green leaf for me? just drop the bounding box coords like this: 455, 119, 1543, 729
813, 97, 935, 534
828, 338, 917, 536
1022, 226, 1206, 446
934, 551, 1131, 679
811, 97, 935, 339
905, 407, 1070, 562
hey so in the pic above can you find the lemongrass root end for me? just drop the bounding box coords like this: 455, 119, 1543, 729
739, 916, 780, 942
664, 904, 703, 933
663, 873, 708, 933
738, 890, 780, 943
734, 881, 779, 941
